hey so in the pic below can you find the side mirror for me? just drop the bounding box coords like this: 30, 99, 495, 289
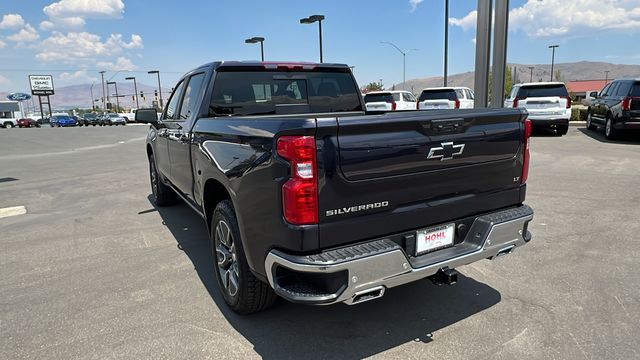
589, 91, 599, 99
135, 108, 159, 124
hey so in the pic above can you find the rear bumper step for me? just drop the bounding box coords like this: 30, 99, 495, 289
265, 204, 533, 305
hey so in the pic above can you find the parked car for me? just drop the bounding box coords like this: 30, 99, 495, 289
17, 118, 40, 128
107, 113, 127, 126
137, 60, 534, 314
80, 113, 100, 126
586, 78, 640, 139
417, 87, 475, 110
363, 91, 416, 111
50, 115, 77, 127
1, 117, 18, 128
97, 114, 110, 126
505, 82, 571, 135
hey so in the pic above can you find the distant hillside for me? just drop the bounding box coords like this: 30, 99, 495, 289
396, 61, 640, 93
1, 82, 172, 110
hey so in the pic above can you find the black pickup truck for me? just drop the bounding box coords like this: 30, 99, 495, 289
136, 61, 534, 314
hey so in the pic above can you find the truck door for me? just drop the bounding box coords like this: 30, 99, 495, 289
167, 72, 207, 203
156, 80, 185, 180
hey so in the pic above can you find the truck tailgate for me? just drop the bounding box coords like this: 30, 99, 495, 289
316, 108, 527, 248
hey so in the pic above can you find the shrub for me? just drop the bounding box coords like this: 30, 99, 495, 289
571, 108, 587, 122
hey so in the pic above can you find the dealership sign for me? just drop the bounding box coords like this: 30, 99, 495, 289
6, 92, 32, 101
29, 75, 55, 96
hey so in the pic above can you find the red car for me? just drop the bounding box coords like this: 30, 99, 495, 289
17, 118, 40, 128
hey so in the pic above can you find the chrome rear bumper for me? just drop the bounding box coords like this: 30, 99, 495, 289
265, 204, 533, 305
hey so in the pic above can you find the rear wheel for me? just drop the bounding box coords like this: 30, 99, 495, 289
148, 154, 176, 206
212, 200, 277, 314
556, 125, 568, 136
4, 122, 13, 129
586, 111, 597, 130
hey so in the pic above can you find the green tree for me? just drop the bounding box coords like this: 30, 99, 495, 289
488, 66, 513, 101
364, 81, 384, 92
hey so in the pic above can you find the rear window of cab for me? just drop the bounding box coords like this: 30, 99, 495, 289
418, 89, 457, 101
517, 84, 568, 98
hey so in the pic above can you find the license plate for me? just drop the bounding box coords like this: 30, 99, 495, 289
415, 223, 455, 255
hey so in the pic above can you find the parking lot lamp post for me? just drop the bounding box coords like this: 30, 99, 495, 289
604, 70, 610, 84
107, 82, 120, 112
381, 41, 417, 91
90, 82, 96, 111
148, 70, 163, 110
245, 37, 265, 61
444, 0, 449, 86
99, 71, 106, 111
300, 15, 325, 63
125, 76, 139, 109
548, 44, 559, 81
528, 66, 534, 82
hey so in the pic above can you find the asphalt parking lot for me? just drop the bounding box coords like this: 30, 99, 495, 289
1, 125, 639, 359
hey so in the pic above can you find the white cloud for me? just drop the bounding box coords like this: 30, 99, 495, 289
43, 0, 125, 19
39, 21, 56, 31
449, 10, 477, 31
58, 69, 98, 83
35, 31, 143, 62
409, 0, 424, 12
0, 14, 25, 29
106, 33, 143, 50
0, 74, 11, 85
40, 16, 86, 31
96, 57, 137, 71
7, 24, 40, 42
450, 0, 640, 37
0, 39, 6, 48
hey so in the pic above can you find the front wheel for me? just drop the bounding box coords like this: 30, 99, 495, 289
148, 154, 176, 206
4, 123, 13, 129
586, 111, 597, 130
605, 117, 617, 140
212, 200, 277, 314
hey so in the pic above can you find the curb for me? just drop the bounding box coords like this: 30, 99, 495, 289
569, 121, 585, 127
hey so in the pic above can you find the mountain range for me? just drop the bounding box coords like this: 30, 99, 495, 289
394, 61, 640, 93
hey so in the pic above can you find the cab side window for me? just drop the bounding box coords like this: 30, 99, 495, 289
179, 73, 206, 120
600, 83, 612, 97
616, 81, 632, 97
162, 80, 185, 121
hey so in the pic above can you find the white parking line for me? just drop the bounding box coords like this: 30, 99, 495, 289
0, 205, 27, 219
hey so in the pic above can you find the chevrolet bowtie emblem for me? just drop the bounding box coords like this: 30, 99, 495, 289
427, 142, 465, 161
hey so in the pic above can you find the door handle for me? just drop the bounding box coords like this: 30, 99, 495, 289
179, 133, 190, 143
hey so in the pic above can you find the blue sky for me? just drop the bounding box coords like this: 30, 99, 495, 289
1, 0, 640, 92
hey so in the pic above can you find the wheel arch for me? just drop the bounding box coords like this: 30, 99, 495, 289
203, 178, 232, 233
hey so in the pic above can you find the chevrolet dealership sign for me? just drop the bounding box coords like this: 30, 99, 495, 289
29, 75, 55, 96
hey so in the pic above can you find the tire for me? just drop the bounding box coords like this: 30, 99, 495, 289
211, 200, 277, 314
557, 125, 568, 136
586, 111, 597, 130
605, 116, 617, 140
4, 122, 13, 129
148, 154, 176, 206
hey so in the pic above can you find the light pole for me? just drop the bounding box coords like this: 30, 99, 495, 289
444, 0, 449, 86
604, 70, 610, 84
90, 82, 95, 111
300, 15, 325, 63
548, 44, 559, 81
148, 70, 163, 110
99, 71, 106, 111
528, 66, 534, 82
245, 37, 265, 61
381, 41, 417, 91
125, 76, 139, 109
106, 81, 120, 112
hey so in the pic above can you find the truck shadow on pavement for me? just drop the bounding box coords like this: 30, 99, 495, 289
147, 197, 502, 360
578, 127, 640, 144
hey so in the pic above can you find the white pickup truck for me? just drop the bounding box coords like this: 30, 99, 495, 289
118, 109, 138, 122
1, 117, 18, 128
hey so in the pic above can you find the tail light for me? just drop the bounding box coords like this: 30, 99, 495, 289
416, 102, 420, 110
387, 101, 397, 111
513, 98, 520, 108
622, 96, 634, 111
564, 96, 572, 109
277, 136, 318, 225
454, 98, 460, 109
521, 118, 532, 184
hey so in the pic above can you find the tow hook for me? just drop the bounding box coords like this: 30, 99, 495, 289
431, 267, 458, 286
